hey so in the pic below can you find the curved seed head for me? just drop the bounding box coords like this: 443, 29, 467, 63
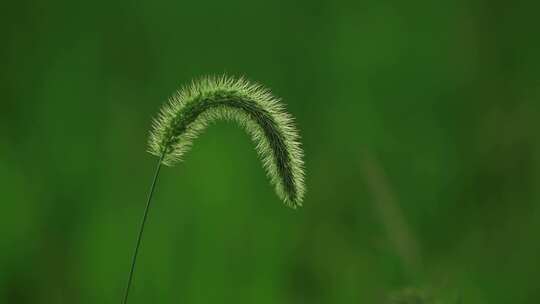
148, 75, 305, 208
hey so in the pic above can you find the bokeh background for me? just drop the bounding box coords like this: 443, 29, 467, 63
1, 0, 540, 303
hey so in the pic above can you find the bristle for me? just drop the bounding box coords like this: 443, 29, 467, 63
148, 75, 305, 208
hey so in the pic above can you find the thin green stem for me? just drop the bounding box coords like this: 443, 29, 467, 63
122, 154, 164, 304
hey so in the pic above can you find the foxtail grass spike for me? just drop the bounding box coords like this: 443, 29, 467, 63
148, 75, 306, 208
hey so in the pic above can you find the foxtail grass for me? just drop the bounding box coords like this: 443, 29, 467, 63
122, 75, 305, 303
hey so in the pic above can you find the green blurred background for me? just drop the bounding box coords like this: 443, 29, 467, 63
1, 0, 540, 303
